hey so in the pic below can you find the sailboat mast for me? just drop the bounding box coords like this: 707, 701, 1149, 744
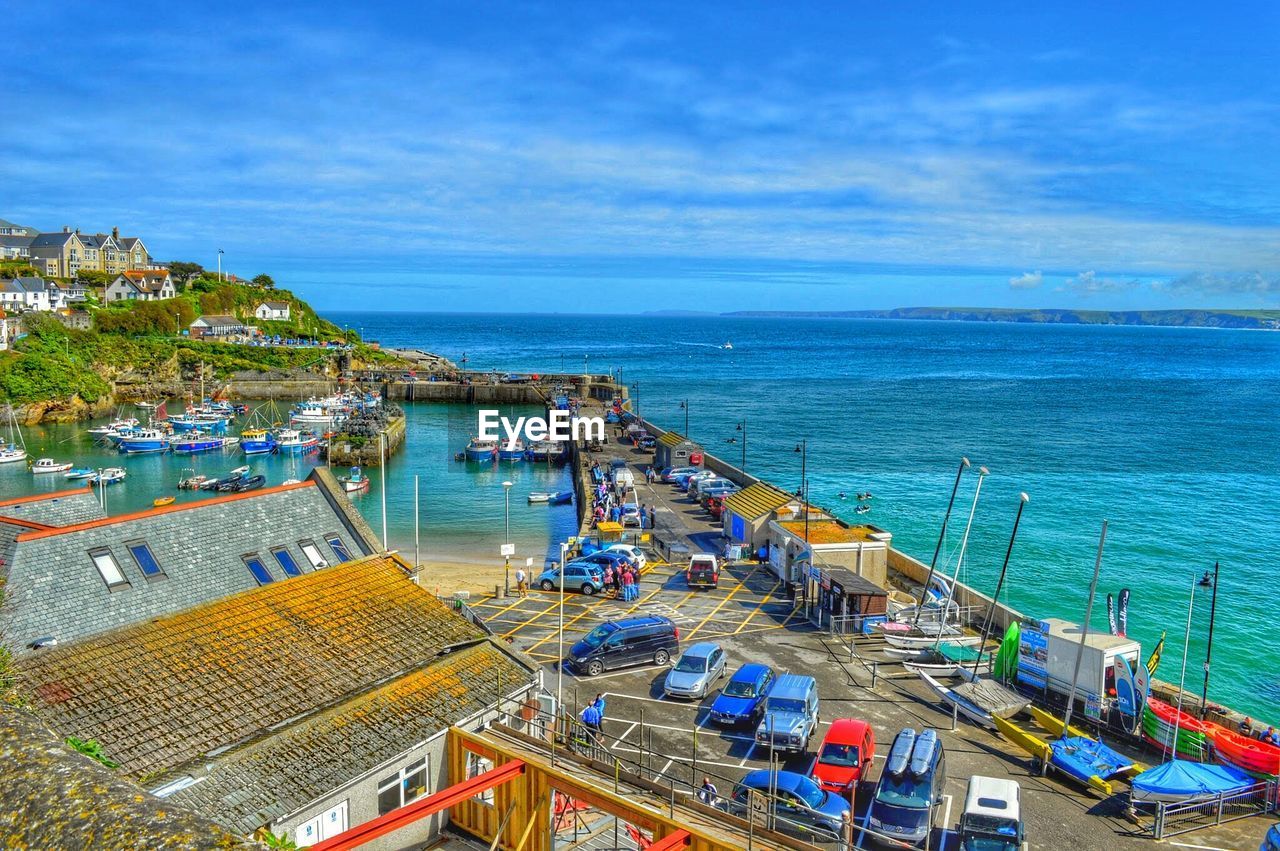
1199, 562, 1220, 720
914, 457, 970, 626
1168, 577, 1197, 760
969, 492, 1029, 678
1062, 520, 1107, 734
931, 466, 988, 651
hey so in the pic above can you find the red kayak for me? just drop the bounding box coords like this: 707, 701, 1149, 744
1146, 697, 1212, 734
1211, 727, 1280, 776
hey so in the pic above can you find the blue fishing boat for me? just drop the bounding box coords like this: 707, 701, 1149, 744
464, 437, 498, 461
275, 428, 320, 455
240, 428, 279, 455
117, 428, 171, 454
171, 434, 237, 454
64, 467, 96, 480
169, 412, 230, 433
497, 438, 526, 461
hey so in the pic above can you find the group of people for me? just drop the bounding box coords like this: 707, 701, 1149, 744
1239, 717, 1280, 746
603, 561, 641, 601
587, 462, 656, 531
578, 693, 607, 742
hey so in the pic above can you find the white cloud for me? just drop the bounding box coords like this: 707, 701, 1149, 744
1008, 270, 1042, 289
1158, 271, 1280, 296
1062, 270, 1144, 296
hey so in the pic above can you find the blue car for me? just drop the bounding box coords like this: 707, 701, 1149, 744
724, 770, 851, 840
536, 561, 605, 595
1263, 823, 1280, 851
708, 663, 776, 726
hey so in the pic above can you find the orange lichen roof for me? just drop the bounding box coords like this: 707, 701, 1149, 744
776, 519, 882, 544
0, 487, 92, 508
19, 552, 484, 782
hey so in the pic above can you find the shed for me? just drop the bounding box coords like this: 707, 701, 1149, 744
189, 314, 249, 339
801, 564, 888, 634
654, 431, 702, 469
767, 518, 892, 587
722, 483, 797, 553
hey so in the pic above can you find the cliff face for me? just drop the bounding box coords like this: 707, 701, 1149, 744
723, 307, 1280, 329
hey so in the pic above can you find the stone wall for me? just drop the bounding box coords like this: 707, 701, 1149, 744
326, 416, 406, 467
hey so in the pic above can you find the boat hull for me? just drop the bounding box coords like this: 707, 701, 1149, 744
118, 441, 169, 454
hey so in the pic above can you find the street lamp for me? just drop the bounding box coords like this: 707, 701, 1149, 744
679, 399, 689, 437
556, 540, 569, 722
794, 441, 808, 552
736, 419, 747, 472
502, 480, 513, 594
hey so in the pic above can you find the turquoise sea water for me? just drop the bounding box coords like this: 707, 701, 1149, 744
4, 313, 1276, 721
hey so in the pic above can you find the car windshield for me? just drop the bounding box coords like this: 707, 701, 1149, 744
675, 654, 709, 673
877, 772, 931, 809
580, 624, 616, 649
791, 781, 825, 809
962, 815, 1018, 840
766, 697, 805, 714
723, 679, 757, 698
819, 742, 860, 767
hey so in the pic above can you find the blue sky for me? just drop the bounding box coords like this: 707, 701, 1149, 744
6, 1, 1279, 311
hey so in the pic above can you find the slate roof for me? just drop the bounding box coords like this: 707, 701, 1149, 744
0, 705, 253, 850
118, 236, 144, 251
162, 639, 536, 834
0, 475, 377, 654
0, 488, 106, 527
192, 314, 242, 327
0, 234, 35, 248
723, 483, 795, 521
260, 301, 289, 310
19, 553, 488, 784
11, 276, 48, 293
0, 218, 35, 233
30, 231, 76, 247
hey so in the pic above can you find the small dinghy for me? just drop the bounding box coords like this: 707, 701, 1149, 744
1130, 760, 1253, 804
902, 642, 989, 676
153, 496, 176, 507
339, 466, 369, 493
64, 468, 96, 480
90, 467, 127, 486
30, 458, 73, 474
528, 492, 553, 503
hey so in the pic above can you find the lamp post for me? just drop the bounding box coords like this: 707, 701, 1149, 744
502, 480, 513, 594
679, 400, 689, 437
556, 541, 569, 718
216, 248, 224, 282
736, 419, 747, 473
794, 440, 808, 555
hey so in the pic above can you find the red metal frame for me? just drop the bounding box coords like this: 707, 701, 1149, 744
310, 759, 525, 851
648, 829, 692, 851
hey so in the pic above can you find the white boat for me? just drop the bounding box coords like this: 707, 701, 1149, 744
527, 492, 553, 503
0, 444, 28, 464
89, 417, 139, 437
881, 624, 980, 650
31, 458, 73, 474
338, 466, 369, 493
723, 342, 733, 350
64, 468, 96, 480
290, 397, 345, 428
917, 667, 1028, 730
90, 467, 127, 486
901, 643, 991, 677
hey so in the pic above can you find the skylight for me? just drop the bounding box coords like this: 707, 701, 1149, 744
243, 554, 275, 585
299, 539, 327, 569
126, 541, 165, 579
272, 547, 302, 577
89, 548, 129, 590
325, 533, 352, 562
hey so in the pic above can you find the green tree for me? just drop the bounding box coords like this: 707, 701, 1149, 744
252, 273, 276, 288
0, 264, 39, 280
76, 269, 111, 286
168, 261, 204, 289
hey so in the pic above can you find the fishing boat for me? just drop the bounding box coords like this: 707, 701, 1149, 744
30, 458, 73, 474
497, 438, 526, 461
64, 468, 96, 480
117, 427, 171, 454
153, 496, 176, 507
90, 467, 127, 486
290, 398, 345, 428
525, 440, 565, 462
275, 429, 320, 455
171, 433, 238, 454
464, 436, 498, 461
89, 417, 139, 437
338, 466, 369, 493
240, 428, 278, 455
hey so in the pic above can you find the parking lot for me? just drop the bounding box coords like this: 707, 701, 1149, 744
471, 452, 1272, 850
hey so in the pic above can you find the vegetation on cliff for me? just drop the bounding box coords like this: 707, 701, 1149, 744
723, 306, 1280, 329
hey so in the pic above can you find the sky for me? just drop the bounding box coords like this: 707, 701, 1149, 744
5, 1, 1279, 312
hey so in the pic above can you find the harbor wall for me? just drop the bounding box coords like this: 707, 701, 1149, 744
326, 415, 406, 467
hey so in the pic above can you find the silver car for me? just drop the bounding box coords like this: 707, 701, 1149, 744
663, 642, 727, 699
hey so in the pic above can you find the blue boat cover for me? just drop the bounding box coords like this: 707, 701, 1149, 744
1131, 760, 1253, 801
1050, 736, 1135, 783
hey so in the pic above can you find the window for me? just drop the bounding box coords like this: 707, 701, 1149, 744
325, 534, 352, 562
299, 540, 328, 569
89, 548, 129, 590
377, 757, 429, 815
243, 554, 275, 585
126, 541, 165, 580
272, 547, 302, 577
467, 753, 495, 805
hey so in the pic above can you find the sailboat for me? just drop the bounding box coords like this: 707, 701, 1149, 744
0, 406, 28, 463
1129, 574, 1253, 804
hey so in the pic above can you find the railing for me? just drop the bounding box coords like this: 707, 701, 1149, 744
1145, 779, 1277, 839
437, 595, 494, 635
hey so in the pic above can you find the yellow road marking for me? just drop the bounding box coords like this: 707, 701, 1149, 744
498, 599, 563, 639
684, 577, 755, 640
523, 599, 603, 652
732, 580, 783, 634
701, 619, 814, 640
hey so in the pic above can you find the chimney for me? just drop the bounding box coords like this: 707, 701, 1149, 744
112, 226, 119, 240
63, 226, 70, 233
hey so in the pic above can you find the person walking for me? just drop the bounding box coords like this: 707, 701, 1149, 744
697, 776, 718, 806
648, 506, 656, 529
580, 701, 603, 744
620, 566, 635, 602
602, 564, 615, 596
514, 567, 528, 597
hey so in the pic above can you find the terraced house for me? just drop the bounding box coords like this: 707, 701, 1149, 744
0, 470, 545, 850
24, 225, 151, 278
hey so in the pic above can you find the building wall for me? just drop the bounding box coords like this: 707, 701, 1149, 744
809, 543, 888, 588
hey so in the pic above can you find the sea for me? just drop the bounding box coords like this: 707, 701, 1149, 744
3, 312, 1276, 722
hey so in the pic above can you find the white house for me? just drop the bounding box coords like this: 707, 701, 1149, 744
0, 277, 53, 312
105, 269, 174, 302
255, 301, 291, 321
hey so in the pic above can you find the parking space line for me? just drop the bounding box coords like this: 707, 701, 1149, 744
497, 599, 562, 639
523, 602, 600, 653
730, 581, 782, 634
653, 758, 674, 782
611, 721, 638, 750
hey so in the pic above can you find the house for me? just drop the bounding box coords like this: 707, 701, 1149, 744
27, 229, 85, 278
116, 235, 150, 269
53, 310, 92, 330
0, 311, 20, 350
765, 516, 893, 588
721, 482, 801, 554
654, 430, 703, 470
255, 300, 291, 321
0, 470, 381, 653
0, 234, 34, 260
47, 279, 87, 308
0, 218, 35, 236
0, 277, 52, 312
18, 551, 543, 848
189, 314, 250, 338
105, 268, 174, 302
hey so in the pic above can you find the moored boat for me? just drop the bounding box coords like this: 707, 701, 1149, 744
228, 474, 266, 493
497, 438, 526, 461
64, 468, 96, 480
464, 436, 498, 461
171, 433, 238, 454
339, 466, 370, 493
524, 440, 565, 462
30, 458, 73, 474
240, 428, 279, 455
117, 427, 171, 454
90, 467, 127, 486
153, 496, 176, 507
275, 428, 320, 455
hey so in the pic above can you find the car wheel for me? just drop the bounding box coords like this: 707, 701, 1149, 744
541, 579, 554, 591
586, 660, 603, 677
581, 583, 596, 595
654, 649, 670, 666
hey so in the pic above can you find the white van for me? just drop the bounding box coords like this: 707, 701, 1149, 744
614, 468, 636, 491
958, 775, 1024, 851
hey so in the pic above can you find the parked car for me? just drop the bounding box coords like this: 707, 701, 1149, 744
603, 543, 647, 570
709, 663, 776, 726
958, 776, 1023, 851
689, 475, 729, 498
686, 554, 720, 589
706, 495, 728, 520
614, 468, 637, 491
576, 551, 631, 571
1263, 824, 1280, 851
639, 436, 657, 449
722, 770, 850, 842
678, 470, 717, 491
700, 483, 739, 508
620, 503, 642, 527
755, 674, 820, 753
565, 615, 680, 677
536, 562, 605, 595
662, 466, 699, 482
609, 458, 629, 472
663, 642, 727, 699
811, 719, 876, 803
867, 728, 947, 848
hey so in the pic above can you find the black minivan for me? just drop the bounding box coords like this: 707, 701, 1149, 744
565, 615, 680, 677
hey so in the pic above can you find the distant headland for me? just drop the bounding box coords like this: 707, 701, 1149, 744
713, 307, 1280, 329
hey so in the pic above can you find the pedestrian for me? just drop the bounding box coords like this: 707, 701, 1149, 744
580, 701, 602, 743
620, 567, 635, 601
638, 503, 646, 529
602, 564, 615, 594
697, 776, 718, 806
648, 506, 656, 529
514, 566, 527, 596
592, 692, 606, 719
1239, 716, 1254, 737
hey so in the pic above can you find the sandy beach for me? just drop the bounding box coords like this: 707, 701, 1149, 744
408, 555, 530, 599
